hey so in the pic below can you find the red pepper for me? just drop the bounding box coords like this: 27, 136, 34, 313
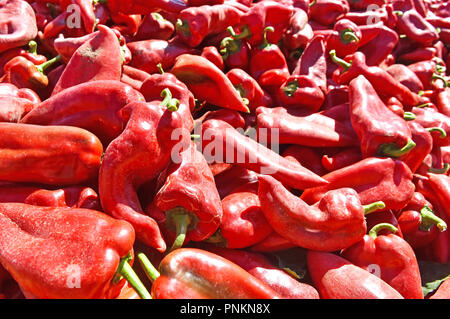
59, 0, 96, 34
236, 1, 294, 47
283, 145, 327, 176
0, 82, 40, 104
132, 12, 175, 41
201, 46, 225, 71
145, 248, 281, 298
198, 245, 320, 299
146, 141, 223, 252
213, 164, 259, 199
397, 192, 447, 249
176, 4, 245, 47
258, 174, 386, 251
277, 75, 325, 112
0, 122, 102, 186
331, 51, 423, 108
341, 4, 397, 29
127, 38, 198, 75
292, 35, 327, 93
0, 91, 35, 123
301, 157, 415, 211
349, 75, 416, 158
309, 0, 349, 26
110, 12, 142, 37
99, 94, 183, 253
0, 0, 38, 53
140, 70, 195, 132
219, 26, 251, 71
200, 119, 328, 190
321, 147, 362, 172
0, 41, 47, 77
358, 24, 399, 66
106, 0, 188, 14
249, 26, 290, 94
283, 8, 313, 51
204, 182, 272, 249
435, 87, 450, 117
250, 232, 296, 252
0, 183, 100, 211
395, 9, 439, 46
201, 109, 246, 129
411, 106, 450, 147
121, 65, 151, 90
21, 80, 145, 146
386, 64, 425, 93
226, 68, 273, 111
52, 25, 122, 96
399, 121, 434, 173
341, 223, 423, 299
324, 19, 362, 58
255, 106, 359, 148
307, 251, 404, 299
407, 59, 448, 90
171, 54, 249, 112
0, 203, 152, 299
398, 47, 437, 64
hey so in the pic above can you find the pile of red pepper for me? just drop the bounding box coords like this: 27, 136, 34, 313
0, 0, 449, 300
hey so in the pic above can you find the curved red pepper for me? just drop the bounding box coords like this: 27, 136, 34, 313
133, 12, 175, 41
201, 46, 225, 71
341, 223, 423, 299
309, 0, 349, 26
284, 8, 313, 50
283, 145, 327, 176
321, 147, 362, 172
277, 75, 324, 112
395, 9, 439, 46
106, 0, 188, 14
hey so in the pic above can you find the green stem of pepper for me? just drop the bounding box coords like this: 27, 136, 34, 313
36, 54, 62, 74
432, 73, 449, 87
283, 79, 299, 97
115, 252, 152, 299
329, 49, 352, 71
28, 41, 38, 55
419, 205, 448, 232
428, 163, 450, 174
165, 207, 195, 254
160, 88, 180, 111
426, 127, 447, 139
340, 29, 360, 44
369, 223, 398, 239
404, 112, 416, 121
259, 26, 275, 50
137, 252, 161, 283
378, 138, 416, 158
176, 19, 191, 37
230, 25, 252, 40
157, 63, 165, 74
363, 201, 386, 215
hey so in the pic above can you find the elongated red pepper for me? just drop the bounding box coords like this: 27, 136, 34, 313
204, 182, 272, 249
395, 9, 439, 46
398, 47, 437, 64
0, 41, 47, 77
349, 75, 416, 158
21, 80, 145, 145
0, 0, 38, 53
277, 75, 324, 112
397, 192, 447, 249
106, 0, 188, 14
331, 51, 423, 108
386, 64, 425, 93
171, 54, 249, 112
301, 157, 415, 211
0, 203, 151, 299
219, 26, 251, 71
341, 223, 423, 299
146, 141, 223, 252
201, 109, 246, 129
0, 122, 102, 186
200, 119, 328, 190
408, 59, 448, 90
198, 245, 320, 299
99, 95, 182, 253
121, 65, 151, 90
0, 183, 100, 210
307, 251, 404, 299
201, 46, 224, 71
132, 12, 175, 41
309, 0, 349, 26
146, 248, 281, 298
358, 24, 399, 66
283, 145, 327, 176
411, 106, 450, 147
321, 147, 362, 172
236, 1, 294, 47
213, 164, 259, 199
176, 4, 244, 47
399, 121, 434, 173
110, 12, 142, 37
255, 106, 359, 148
52, 25, 122, 96
283, 8, 313, 50
292, 34, 327, 93
226, 68, 273, 111
249, 26, 290, 94
258, 174, 386, 251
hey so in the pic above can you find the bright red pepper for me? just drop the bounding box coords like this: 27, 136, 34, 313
219, 26, 251, 71
301, 157, 415, 211
277, 75, 325, 112
309, 0, 349, 26
395, 9, 439, 46
0, 41, 47, 78
283, 145, 327, 176
132, 12, 175, 41
399, 121, 434, 173
283, 8, 313, 51
99, 95, 183, 253
307, 251, 404, 299
106, 0, 188, 14
341, 223, 423, 299
321, 147, 362, 172
213, 164, 259, 199
201, 46, 225, 71
386, 64, 425, 93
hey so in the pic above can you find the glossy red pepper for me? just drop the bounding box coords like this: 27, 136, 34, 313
200, 119, 328, 190
258, 174, 387, 251
213, 164, 259, 199
106, 0, 187, 14
171, 54, 249, 112
0, 41, 47, 78
399, 121, 434, 173
0, 203, 152, 299
309, 0, 349, 26
395, 9, 439, 46
341, 4, 397, 29
407, 59, 448, 90
21, 80, 145, 146
341, 223, 423, 299
349, 75, 416, 158
283, 145, 327, 176
301, 157, 415, 211
386, 64, 425, 93
176, 4, 245, 47
121, 65, 151, 90
0, 0, 38, 53
277, 75, 324, 112
201, 46, 224, 71
283, 8, 313, 50
410, 106, 450, 147
132, 12, 175, 41
321, 147, 362, 172
219, 26, 251, 71
99, 95, 183, 253
307, 251, 404, 299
